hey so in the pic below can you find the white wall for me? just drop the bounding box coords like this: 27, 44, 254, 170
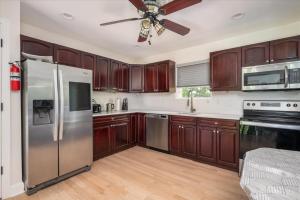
0, 0, 23, 198
21, 23, 135, 64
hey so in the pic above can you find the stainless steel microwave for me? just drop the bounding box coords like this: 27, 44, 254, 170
242, 61, 300, 91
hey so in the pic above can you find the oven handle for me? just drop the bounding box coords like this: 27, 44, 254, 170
240, 120, 300, 131
284, 65, 289, 88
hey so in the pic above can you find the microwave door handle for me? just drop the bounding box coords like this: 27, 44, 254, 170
284, 65, 289, 88
58, 70, 64, 140
53, 69, 59, 141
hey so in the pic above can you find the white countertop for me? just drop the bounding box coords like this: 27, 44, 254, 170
93, 110, 241, 120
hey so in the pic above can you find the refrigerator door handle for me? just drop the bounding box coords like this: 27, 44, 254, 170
58, 70, 64, 140
53, 69, 59, 141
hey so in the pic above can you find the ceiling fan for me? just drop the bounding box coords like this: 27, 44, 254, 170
100, 0, 202, 44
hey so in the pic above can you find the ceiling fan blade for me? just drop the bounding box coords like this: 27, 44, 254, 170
159, 0, 202, 15
100, 17, 143, 26
129, 0, 148, 11
160, 19, 190, 36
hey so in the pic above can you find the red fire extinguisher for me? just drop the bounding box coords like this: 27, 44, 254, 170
10, 62, 21, 91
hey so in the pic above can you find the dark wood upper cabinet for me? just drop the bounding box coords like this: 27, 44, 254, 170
144, 64, 158, 92
242, 42, 270, 67
216, 128, 239, 169
54, 45, 81, 68
130, 65, 144, 92
210, 47, 242, 91
95, 56, 110, 91
119, 63, 129, 92
270, 36, 300, 63
81, 52, 96, 70
20, 35, 53, 57
144, 60, 175, 92
197, 126, 217, 163
181, 125, 197, 158
110, 60, 121, 90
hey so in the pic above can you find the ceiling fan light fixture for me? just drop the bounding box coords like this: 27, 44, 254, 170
154, 21, 165, 36
139, 19, 151, 39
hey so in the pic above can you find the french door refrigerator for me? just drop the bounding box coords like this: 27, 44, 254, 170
22, 59, 93, 194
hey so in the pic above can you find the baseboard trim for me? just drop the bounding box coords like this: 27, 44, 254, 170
9, 182, 24, 198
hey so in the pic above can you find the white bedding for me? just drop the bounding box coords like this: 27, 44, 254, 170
240, 148, 300, 200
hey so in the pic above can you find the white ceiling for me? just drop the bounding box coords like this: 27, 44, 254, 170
21, 0, 300, 59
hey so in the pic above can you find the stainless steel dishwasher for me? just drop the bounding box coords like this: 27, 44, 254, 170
146, 114, 169, 151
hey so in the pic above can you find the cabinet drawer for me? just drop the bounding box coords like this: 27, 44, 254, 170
170, 115, 197, 125
197, 118, 238, 129
94, 114, 130, 126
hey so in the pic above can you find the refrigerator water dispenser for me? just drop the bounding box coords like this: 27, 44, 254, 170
33, 100, 54, 125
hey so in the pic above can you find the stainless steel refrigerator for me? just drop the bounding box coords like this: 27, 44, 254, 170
22, 59, 93, 194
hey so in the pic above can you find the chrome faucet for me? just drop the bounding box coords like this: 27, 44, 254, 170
187, 90, 196, 113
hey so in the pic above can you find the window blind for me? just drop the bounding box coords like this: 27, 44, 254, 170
176, 61, 210, 87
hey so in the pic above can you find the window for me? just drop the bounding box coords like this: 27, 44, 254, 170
176, 61, 211, 98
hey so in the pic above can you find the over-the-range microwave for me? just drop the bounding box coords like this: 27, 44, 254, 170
242, 61, 300, 91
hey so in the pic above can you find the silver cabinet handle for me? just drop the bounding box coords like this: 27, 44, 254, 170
284, 66, 289, 88
216, 130, 220, 134
213, 130, 216, 134
53, 69, 59, 142
271, 59, 274, 62
58, 70, 64, 140
266, 60, 269, 63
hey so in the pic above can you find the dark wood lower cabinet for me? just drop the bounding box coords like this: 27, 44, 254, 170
181, 125, 197, 158
170, 123, 181, 155
137, 113, 146, 146
216, 128, 239, 169
112, 122, 130, 152
130, 114, 138, 144
197, 126, 217, 162
93, 125, 111, 160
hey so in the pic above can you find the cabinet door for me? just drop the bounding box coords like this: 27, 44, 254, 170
138, 114, 146, 146
144, 64, 158, 92
217, 128, 238, 169
197, 126, 217, 163
119, 63, 129, 92
210, 48, 241, 91
130, 114, 138, 145
181, 125, 197, 158
20, 35, 53, 57
130, 65, 144, 92
170, 123, 181, 155
54, 45, 81, 67
157, 62, 169, 92
93, 125, 111, 160
81, 53, 96, 89
110, 60, 121, 90
270, 36, 300, 63
242, 42, 270, 67
112, 122, 130, 152
95, 56, 110, 90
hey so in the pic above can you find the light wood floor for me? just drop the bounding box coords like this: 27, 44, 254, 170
10, 147, 247, 200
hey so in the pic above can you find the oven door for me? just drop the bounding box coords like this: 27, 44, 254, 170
242, 64, 288, 91
239, 120, 300, 159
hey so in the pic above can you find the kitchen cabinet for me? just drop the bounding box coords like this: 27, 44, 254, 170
119, 63, 129, 92
93, 125, 111, 160
110, 60, 120, 90
130, 65, 144, 92
112, 122, 130, 152
137, 113, 146, 146
21, 35, 54, 58
95, 56, 110, 91
81, 52, 96, 89
270, 36, 300, 63
242, 42, 270, 67
216, 128, 239, 168
197, 126, 217, 163
169, 116, 197, 158
198, 118, 239, 170
93, 115, 130, 160
144, 60, 175, 92
210, 47, 242, 91
54, 45, 81, 68
130, 114, 138, 144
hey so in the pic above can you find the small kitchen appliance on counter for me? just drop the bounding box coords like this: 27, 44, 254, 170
106, 103, 114, 112
122, 98, 128, 111
93, 104, 101, 113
